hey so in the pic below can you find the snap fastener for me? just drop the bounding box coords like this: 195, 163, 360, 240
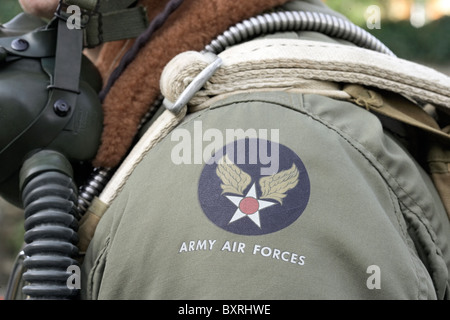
11, 38, 29, 51
53, 100, 71, 117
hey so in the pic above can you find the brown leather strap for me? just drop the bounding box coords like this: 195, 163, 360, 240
344, 84, 450, 145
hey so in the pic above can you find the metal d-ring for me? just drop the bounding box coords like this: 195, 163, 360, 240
165, 53, 223, 115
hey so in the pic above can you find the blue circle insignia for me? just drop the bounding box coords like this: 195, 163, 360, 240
198, 138, 310, 236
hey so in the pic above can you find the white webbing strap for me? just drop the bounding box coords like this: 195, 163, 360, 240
160, 38, 450, 112
99, 106, 187, 205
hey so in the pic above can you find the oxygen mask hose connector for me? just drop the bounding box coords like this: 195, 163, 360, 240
19, 149, 80, 299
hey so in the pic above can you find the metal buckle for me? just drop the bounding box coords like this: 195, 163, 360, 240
165, 52, 223, 115
4, 250, 26, 300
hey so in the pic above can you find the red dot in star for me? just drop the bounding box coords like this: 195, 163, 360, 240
239, 197, 259, 215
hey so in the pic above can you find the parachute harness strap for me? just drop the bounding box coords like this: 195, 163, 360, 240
56, 0, 148, 48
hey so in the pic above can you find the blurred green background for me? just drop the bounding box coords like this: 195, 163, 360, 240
0, 0, 449, 298
0, 0, 22, 23
325, 0, 450, 69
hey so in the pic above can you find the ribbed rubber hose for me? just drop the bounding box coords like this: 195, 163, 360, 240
19, 150, 80, 299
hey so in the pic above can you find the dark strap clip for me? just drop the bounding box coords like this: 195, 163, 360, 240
55, 1, 99, 29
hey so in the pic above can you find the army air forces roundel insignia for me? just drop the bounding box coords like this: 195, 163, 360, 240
198, 138, 310, 235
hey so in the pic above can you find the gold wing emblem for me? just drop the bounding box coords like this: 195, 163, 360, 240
259, 164, 299, 205
216, 155, 252, 196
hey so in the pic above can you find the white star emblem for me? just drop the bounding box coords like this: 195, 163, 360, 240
225, 184, 277, 228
